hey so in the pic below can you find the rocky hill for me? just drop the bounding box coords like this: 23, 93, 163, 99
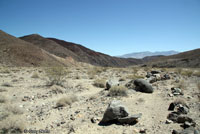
0, 30, 65, 67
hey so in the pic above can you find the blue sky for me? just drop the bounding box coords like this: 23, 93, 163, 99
0, 0, 200, 56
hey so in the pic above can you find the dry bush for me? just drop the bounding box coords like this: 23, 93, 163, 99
31, 72, 39, 78
56, 95, 78, 107
88, 67, 106, 79
93, 79, 106, 88
1, 82, 12, 87
45, 66, 67, 86
50, 85, 64, 94
108, 85, 128, 97
0, 115, 25, 134
181, 69, 193, 77
176, 68, 182, 74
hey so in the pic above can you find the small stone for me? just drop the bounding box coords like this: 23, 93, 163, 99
139, 128, 147, 133
166, 119, 173, 124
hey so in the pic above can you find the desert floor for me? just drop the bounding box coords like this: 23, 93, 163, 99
0, 66, 199, 134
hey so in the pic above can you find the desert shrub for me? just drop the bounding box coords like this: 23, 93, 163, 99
0, 115, 25, 134
108, 85, 128, 97
50, 85, 64, 94
45, 66, 67, 86
93, 79, 106, 88
31, 72, 39, 78
176, 68, 182, 74
181, 70, 193, 77
56, 95, 78, 107
88, 67, 106, 79
1, 82, 12, 87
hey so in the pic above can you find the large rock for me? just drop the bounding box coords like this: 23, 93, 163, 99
101, 100, 129, 123
134, 79, 154, 93
101, 100, 142, 125
106, 79, 119, 90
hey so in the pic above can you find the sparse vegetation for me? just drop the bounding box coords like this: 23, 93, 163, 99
56, 94, 78, 107
0, 115, 25, 134
108, 85, 128, 97
88, 67, 107, 79
93, 79, 106, 88
181, 69, 193, 77
45, 66, 67, 86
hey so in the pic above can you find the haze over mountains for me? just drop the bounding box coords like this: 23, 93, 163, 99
119, 51, 179, 59
0, 29, 200, 68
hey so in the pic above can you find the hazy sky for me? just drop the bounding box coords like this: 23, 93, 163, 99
0, 0, 199, 56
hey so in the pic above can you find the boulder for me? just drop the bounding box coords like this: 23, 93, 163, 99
106, 79, 119, 90
101, 100, 129, 123
101, 100, 142, 125
134, 79, 154, 93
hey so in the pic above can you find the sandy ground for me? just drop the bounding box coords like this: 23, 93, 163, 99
0, 67, 199, 134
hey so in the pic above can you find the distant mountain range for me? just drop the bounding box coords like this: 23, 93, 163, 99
119, 51, 179, 59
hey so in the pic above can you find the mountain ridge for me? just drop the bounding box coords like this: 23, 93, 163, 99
119, 50, 179, 59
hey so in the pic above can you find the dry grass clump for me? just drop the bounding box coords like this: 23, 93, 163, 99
45, 66, 67, 86
108, 85, 128, 97
93, 79, 106, 88
50, 85, 64, 94
88, 67, 107, 79
181, 69, 193, 77
31, 72, 39, 78
56, 94, 78, 107
0, 115, 25, 134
